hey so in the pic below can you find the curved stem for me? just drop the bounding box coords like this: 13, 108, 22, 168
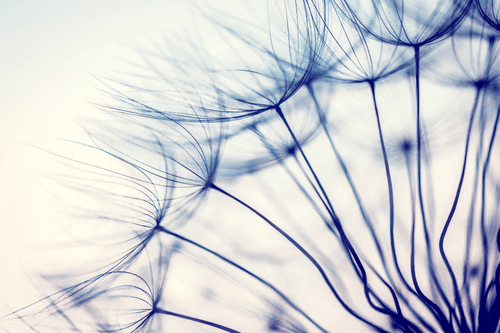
310, 83, 434, 331
439, 86, 482, 333
368, 81, 404, 310
479, 103, 500, 317
274, 106, 366, 281
404, 151, 439, 332
210, 183, 389, 333
155, 308, 240, 332
273, 105, 414, 329
307, 83, 387, 272
461, 99, 485, 333
155, 226, 329, 333
413, 45, 455, 333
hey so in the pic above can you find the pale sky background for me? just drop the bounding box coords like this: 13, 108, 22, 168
0, 1, 474, 331
0, 2, 367, 331
0, 0, 194, 321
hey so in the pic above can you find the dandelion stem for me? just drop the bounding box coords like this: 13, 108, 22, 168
155, 308, 241, 332
155, 225, 330, 333
462, 96, 485, 333
307, 83, 386, 267
413, 45, 455, 333
479, 103, 500, 321
274, 105, 366, 279
439, 85, 482, 333
210, 183, 389, 332
274, 104, 417, 328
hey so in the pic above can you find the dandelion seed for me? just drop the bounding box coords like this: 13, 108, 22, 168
5, 0, 500, 332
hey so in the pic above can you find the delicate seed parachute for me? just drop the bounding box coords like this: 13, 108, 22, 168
3, 0, 500, 332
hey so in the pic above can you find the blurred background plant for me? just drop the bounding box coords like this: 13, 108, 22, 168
2, 0, 500, 332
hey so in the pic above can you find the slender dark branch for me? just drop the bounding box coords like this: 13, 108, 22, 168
307, 83, 386, 269
413, 45, 455, 333
479, 103, 500, 316
438, 85, 482, 333
155, 308, 241, 332
155, 226, 329, 333
210, 183, 389, 333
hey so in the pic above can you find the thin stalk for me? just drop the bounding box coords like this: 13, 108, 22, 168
370, 80, 446, 332
462, 98, 485, 333
155, 226, 329, 333
288, 153, 374, 282
307, 83, 387, 272
413, 45, 455, 333
263, 107, 407, 328
253, 126, 340, 239
438, 85, 482, 333
210, 183, 390, 333
478, 103, 500, 318
310, 82, 435, 331
368, 81, 398, 288
404, 149, 439, 332
414, 45, 432, 266
290, 152, 340, 234
155, 308, 240, 332
274, 105, 366, 280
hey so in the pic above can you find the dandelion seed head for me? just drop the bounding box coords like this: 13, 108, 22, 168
8, 0, 500, 332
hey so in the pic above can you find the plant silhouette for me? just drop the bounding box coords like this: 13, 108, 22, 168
3, 0, 500, 332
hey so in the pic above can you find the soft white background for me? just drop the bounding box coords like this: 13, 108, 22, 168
1, 2, 470, 332
0, 0, 192, 319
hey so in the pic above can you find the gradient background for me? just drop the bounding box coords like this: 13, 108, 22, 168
0, 0, 192, 321
1, 2, 465, 332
